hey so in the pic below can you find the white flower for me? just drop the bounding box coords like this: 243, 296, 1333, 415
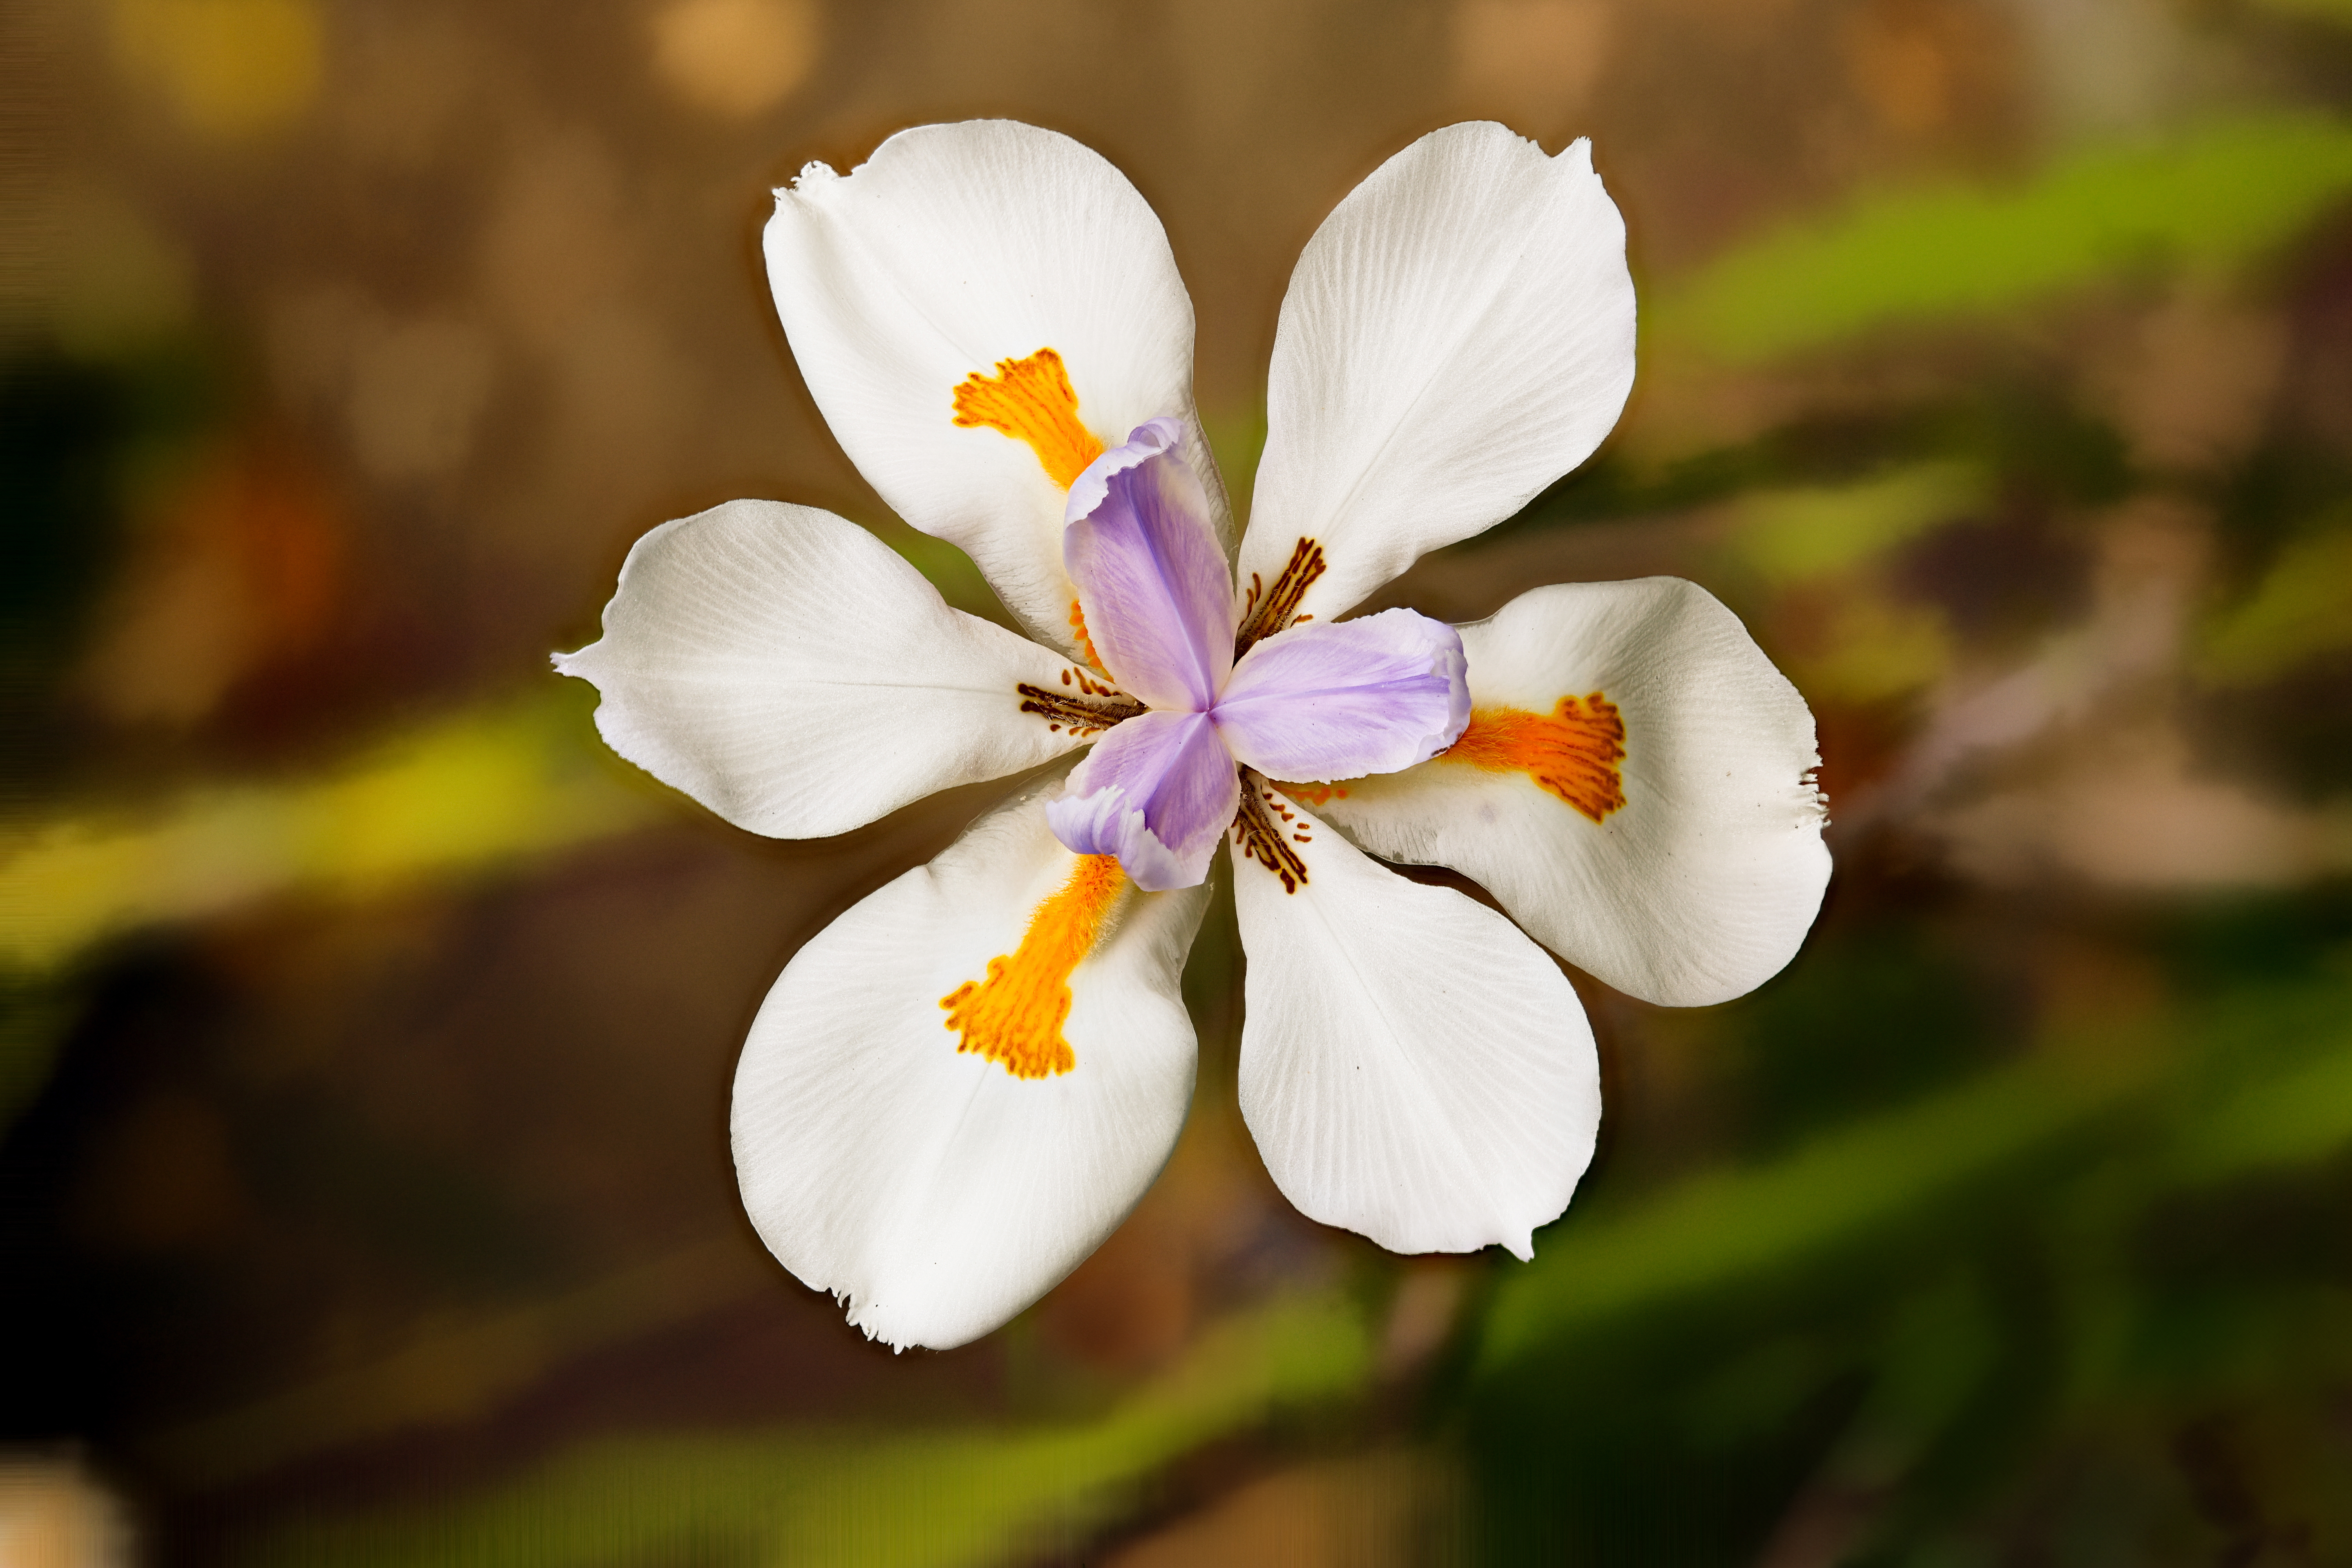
556, 121, 1829, 1351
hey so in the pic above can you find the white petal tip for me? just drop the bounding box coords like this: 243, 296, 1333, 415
1503, 1234, 1535, 1263
848, 1301, 976, 1354
1560, 137, 1596, 172
1800, 769, 1831, 827
845, 1297, 915, 1352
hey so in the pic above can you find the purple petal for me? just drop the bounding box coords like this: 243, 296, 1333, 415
1063, 418, 1235, 713
1045, 710, 1240, 891
1211, 608, 1470, 782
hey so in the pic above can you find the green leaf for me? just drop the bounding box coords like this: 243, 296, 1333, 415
2196, 514, 2352, 685
1725, 461, 1989, 583
237, 1293, 1373, 1568
1475, 1054, 2148, 1380
1656, 113, 2352, 362
0, 688, 659, 972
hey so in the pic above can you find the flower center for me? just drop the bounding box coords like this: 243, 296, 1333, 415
1444, 694, 1628, 822
939, 853, 1127, 1080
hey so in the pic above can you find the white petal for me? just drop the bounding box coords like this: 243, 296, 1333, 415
765, 120, 1229, 659
731, 772, 1210, 1350
1228, 780, 1599, 1259
1314, 579, 1831, 1007
555, 499, 1105, 838
1239, 124, 1635, 626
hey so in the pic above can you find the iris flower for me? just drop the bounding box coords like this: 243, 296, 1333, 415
557, 121, 1829, 1351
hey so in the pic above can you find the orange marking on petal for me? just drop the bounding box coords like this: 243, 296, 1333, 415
952, 347, 1106, 490
1068, 597, 1108, 675
1272, 781, 1352, 808
939, 854, 1127, 1080
1445, 693, 1628, 823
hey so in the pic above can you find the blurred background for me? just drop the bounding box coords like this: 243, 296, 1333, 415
6, 0, 2352, 1562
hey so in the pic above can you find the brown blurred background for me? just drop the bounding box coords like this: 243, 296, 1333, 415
7, 0, 2352, 1563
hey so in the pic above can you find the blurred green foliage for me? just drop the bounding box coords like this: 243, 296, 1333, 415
2197, 517, 2352, 684
1728, 463, 1992, 586
1460, 893, 2352, 1563
0, 342, 220, 787
1657, 112, 2352, 361
0, 688, 658, 1133
239, 1294, 1372, 1568
1501, 378, 2131, 537
0, 688, 654, 976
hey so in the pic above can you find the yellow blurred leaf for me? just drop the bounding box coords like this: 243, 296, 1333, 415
2170, 1030, 2352, 1182
1477, 1052, 2148, 1380
1788, 592, 1955, 704
112, 0, 322, 140
237, 1293, 1374, 1568
1728, 461, 1987, 583
2250, 0, 2352, 23
1478, 973, 2352, 1384
1658, 112, 2352, 361
2197, 519, 2352, 686
0, 694, 658, 971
